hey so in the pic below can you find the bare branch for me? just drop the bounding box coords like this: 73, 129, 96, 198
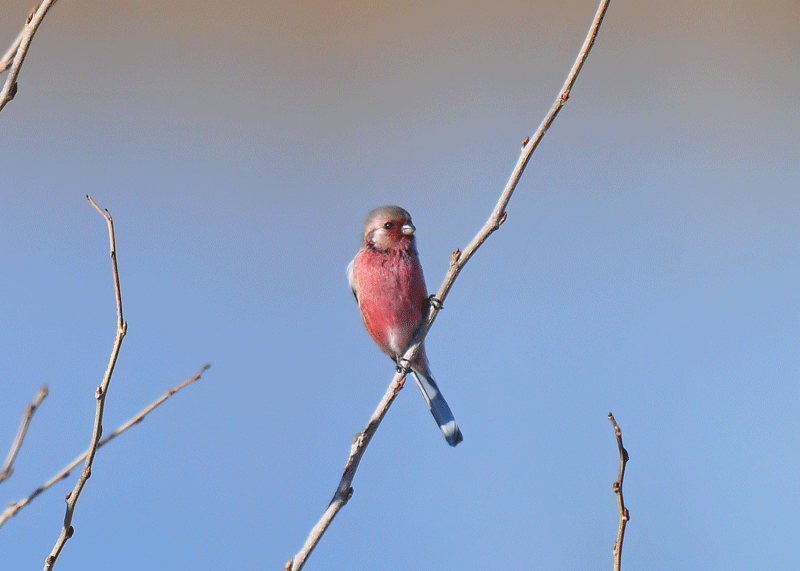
0, 364, 210, 529
43, 196, 127, 571
0, 384, 48, 483
287, 1, 613, 569
608, 412, 630, 571
0, 0, 60, 112
286, 377, 407, 570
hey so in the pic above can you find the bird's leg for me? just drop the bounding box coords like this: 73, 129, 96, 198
428, 294, 443, 310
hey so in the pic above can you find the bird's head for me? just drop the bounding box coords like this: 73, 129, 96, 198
362, 205, 416, 252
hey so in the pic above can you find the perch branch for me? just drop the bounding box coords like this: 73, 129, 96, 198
607, 412, 630, 571
0, 384, 48, 483
287, 1, 612, 569
42, 196, 127, 571
0, 364, 209, 529
0, 0, 60, 112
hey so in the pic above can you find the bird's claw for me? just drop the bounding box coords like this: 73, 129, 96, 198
428, 295, 443, 309
396, 358, 411, 374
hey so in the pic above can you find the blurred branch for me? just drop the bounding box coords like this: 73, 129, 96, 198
608, 412, 630, 571
0, 384, 48, 483
0, 0, 60, 112
287, 1, 613, 569
43, 196, 127, 571
0, 364, 210, 529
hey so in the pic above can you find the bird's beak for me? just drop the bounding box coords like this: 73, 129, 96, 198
401, 222, 415, 236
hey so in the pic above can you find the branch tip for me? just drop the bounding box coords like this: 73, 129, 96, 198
1, 382, 50, 484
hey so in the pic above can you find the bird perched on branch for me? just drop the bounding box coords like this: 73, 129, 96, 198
347, 205, 463, 446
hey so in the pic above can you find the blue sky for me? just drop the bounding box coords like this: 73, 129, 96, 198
1, 0, 798, 569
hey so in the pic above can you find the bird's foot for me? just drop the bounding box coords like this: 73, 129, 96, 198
395, 358, 411, 374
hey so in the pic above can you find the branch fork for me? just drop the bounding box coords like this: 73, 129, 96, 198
0, 0, 60, 112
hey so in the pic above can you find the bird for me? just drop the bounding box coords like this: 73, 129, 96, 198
347, 205, 463, 446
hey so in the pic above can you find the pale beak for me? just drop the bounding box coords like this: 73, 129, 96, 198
402, 222, 415, 236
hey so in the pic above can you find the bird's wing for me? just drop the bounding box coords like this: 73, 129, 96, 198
346, 258, 358, 302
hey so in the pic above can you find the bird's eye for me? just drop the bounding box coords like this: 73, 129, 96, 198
383, 222, 394, 230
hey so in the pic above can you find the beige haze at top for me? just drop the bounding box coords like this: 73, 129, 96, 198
6, 0, 795, 144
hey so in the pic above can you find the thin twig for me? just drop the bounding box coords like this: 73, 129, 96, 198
287, 1, 612, 569
0, 0, 60, 112
0, 384, 48, 483
0, 27, 25, 73
607, 412, 630, 571
0, 364, 210, 529
42, 196, 127, 571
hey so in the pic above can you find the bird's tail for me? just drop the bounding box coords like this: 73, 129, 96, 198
410, 371, 463, 446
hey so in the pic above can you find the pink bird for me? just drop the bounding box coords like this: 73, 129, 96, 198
347, 206, 463, 446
